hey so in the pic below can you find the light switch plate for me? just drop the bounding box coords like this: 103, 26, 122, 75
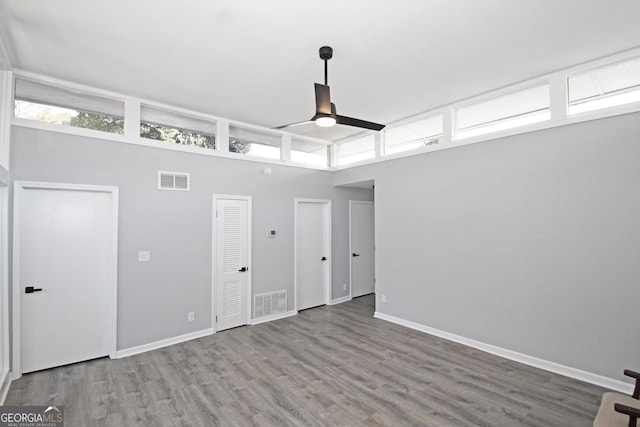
138, 251, 151, 262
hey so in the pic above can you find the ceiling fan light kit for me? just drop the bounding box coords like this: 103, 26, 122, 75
315, 116, 337, 127
276, 46, 385, 132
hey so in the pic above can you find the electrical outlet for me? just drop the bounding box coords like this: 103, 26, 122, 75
343, 283, 347, 291
138, 251, 151, 262
187, 312, 195, 322
381, 294, 387, 303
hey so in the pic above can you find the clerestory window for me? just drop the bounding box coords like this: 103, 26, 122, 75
14, 78, 125, 134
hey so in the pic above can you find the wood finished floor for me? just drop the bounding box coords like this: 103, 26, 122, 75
6, 295, 606, 426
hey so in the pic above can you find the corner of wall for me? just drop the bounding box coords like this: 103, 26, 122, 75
0, 34, 12, 71
374, 311, 635, 395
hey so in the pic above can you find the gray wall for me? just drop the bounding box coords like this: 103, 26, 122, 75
334, 112, 640, 382
10, 126, 372, 350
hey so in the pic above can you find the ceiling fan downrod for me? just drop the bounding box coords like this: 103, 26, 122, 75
273, 45, 384, 132
319, 46, 333, 86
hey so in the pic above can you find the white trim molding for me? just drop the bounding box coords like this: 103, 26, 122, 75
0, 182, 9, 400
328, 295, 352, 306
115, 328, 213, 359
374, 311, 635, 395
12, 181, 119, 379
0, 70, 12, 170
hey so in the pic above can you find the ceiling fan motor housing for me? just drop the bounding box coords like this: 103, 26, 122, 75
274, 45, 385, 132
319, 46, 333, 60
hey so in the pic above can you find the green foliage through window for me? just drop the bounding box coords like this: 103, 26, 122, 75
16, 99, 255, 155
15, 100, 125, 134
228, 138, 251, 154
69, 111, 124, 134
140, 122, 216, 150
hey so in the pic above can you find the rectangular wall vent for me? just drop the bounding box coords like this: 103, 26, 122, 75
254, 290, 287, 318
158, 171, 190, 191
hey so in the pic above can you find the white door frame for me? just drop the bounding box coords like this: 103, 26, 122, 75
294, 198, 332, 311
12, 181, 119, 379
211, 194, 252, 331
349, 200, 375, 299
0, 178, 9, 401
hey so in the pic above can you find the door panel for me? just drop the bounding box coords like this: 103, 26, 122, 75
351, 201, 375, 297
216, 198, 249, 331
296, 201, 329, 310
19, 187, 114, 373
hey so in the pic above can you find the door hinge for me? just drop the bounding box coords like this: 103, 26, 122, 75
216, 210, 218, 218
216, 315, 218, 322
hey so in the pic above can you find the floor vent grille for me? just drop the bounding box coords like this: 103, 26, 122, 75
254, 290, 287, 318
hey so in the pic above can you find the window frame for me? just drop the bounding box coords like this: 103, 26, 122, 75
290, 137, 330, 167
337, 134, 377, 166
227, 124, 282, 160
454, 83, 552, 140
383, 113, 444, 156
139, 104, 217, 151
10, 47, 640, 172
566, 55, 640, 117
14, 77, 126, 135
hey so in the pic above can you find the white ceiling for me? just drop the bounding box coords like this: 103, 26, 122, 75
1, 0, 639, 142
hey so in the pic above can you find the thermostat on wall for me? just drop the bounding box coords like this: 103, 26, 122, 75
269, 230, 277, 238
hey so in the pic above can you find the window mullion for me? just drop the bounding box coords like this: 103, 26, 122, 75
0, 70, 13, 169
124, 98, 141, 139
217, 120, 229, 154
549, 74, 568, 122
281, 134, 291, 162
374, 132, 383, 158
329, 144, 338, 168
443, 108, 455, 143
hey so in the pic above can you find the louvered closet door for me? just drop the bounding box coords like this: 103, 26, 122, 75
215, 198, 249, 331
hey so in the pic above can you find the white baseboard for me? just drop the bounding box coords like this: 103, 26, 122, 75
0, 370, 10, 405
116, 308, 301, 358
115, 328, 213, 359
328, 295, 352, 305
374, 311, 634, 394
250, 310, 297, 326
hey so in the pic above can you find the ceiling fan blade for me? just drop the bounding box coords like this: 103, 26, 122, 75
335, 115, 385, 131
278, 47, 384, 133
273, 120, 314, 130
314, 83, 332, 115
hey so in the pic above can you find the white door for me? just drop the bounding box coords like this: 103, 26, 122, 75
351, 201, 375, 297
215, 197, 250, 331
16, 184, 117, 374
296, 200, 331, 310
